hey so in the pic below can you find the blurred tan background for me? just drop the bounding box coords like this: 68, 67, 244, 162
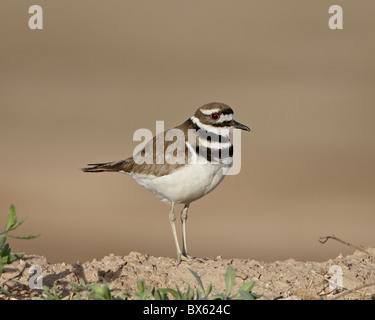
1, 1, 374, 264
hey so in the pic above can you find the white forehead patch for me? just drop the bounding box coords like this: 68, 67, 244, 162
200, 108, 221, 116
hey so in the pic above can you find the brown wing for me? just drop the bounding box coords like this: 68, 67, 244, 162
81, 121, 196, 177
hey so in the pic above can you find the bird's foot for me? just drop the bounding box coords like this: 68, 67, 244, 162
177, 252, 205, 264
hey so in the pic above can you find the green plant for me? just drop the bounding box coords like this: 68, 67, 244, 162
135, 279, 152, 300
42, 283, 64, 300
188, 265, 262, 300
147, 265, 262, 301
70, 278, 124, 300
209, 265, 262, 300
39, 265, 262, 300
0, 205, 40, 277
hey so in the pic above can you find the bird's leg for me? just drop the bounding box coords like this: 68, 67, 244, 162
181, 204, 191, 258
169, 202, 182, 263
180, 204, 204, 263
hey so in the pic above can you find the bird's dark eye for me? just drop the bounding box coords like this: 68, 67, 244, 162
210, 113, 220, 120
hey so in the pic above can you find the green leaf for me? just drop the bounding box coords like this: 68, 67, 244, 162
152, 288, 162, 300
0, 234, 6, 249
210, 293, 227, 300
196, 288, 201, 299
8, 253, 24, 263
205, 282, 212, 297
187, 268, 205, 293
251, 292, 263, 299
159, 288, 180, 300
70, 279, 87, 292
238, 289, 255, 300
89, 283, 112, 300
137, 284, 152, 300
151, 288, 166, 300
0, 285, 14, 296
175, 284, 183, 299
8, 233, 40, 240
42, 283, 64, 300
240, 281, 255, 293
9, 218, 28, 231
0, 234, 7, 250
225, 265, 235, 296
5, 205, 17, 231
186, 284, 192, 300
137, 279, 145, 294
1, 243, 10, 257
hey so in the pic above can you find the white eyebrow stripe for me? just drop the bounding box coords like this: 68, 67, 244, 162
190, 116, 231, 137
216, 114, 234, 123
199, 110, 234, 123
200, 109, 221, 115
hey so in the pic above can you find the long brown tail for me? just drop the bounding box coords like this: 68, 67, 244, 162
81, 160, 128, 173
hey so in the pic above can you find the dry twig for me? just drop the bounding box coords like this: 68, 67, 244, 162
318, 235, 370, 255
329, 281, 375, 300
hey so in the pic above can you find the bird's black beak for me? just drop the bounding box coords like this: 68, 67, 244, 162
232, 120, 250, 131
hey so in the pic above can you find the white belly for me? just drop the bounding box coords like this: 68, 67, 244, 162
132, 163, 227, 204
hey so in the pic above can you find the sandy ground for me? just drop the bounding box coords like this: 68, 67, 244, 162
1, 247, 374, 300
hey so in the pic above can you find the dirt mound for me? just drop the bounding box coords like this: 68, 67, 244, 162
1, 249, 375, 300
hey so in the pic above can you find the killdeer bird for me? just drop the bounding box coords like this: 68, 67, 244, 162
82, 102, 250, 263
